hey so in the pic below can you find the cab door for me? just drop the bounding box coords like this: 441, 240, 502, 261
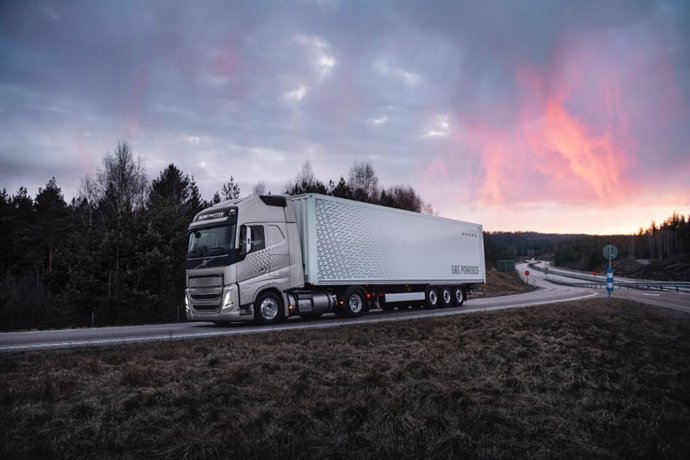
236, 224, 269, 305
236, 223, 291, 306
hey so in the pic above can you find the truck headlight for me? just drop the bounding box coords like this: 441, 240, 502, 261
221, 285, 235, 311
185, 289, 191, 312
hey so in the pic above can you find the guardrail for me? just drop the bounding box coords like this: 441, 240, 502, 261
528, 263, 690, 293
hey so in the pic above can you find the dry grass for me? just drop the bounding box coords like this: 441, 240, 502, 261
483, 268, 533, 297
2, 299, 689, 459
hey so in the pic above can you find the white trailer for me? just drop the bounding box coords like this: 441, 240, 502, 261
185, 194, 485, 324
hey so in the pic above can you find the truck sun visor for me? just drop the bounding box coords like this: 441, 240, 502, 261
195, 208, 236, 222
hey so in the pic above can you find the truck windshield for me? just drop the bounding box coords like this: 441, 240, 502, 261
187, 225, 236, 257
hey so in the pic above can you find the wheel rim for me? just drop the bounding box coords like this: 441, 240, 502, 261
348, 293, 363, 313
455, 289, 463, 304
429, 290, 438, 306
443, 289, 451, 305
260, 297, 279, 320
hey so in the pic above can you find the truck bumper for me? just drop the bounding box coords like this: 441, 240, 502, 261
185, 286, 254, 322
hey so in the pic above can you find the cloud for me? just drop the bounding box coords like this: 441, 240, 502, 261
423, 4, 689, 215
424, 115, 450, 138
0, 0, 688, 234
285, 85, 308, 101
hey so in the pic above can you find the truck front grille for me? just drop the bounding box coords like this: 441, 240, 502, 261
191, 294, 221, 301
188, 274, 224, 311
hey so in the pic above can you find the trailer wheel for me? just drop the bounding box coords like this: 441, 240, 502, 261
254, 291, 284, 324
452, 286, 464, 307
425, 287, 439, 309
342, 287, 366, 318
440, 287, 453, 307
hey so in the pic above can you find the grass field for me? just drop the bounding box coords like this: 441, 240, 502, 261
2, 298, 689, 458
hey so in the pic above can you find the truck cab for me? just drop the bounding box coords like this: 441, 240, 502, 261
185, 195, 303, 324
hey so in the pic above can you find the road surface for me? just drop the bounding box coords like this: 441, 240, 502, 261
1, 265, 687, 352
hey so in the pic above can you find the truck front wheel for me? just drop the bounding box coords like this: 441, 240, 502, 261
254, 291, 284, 324
342, 287, 366, 318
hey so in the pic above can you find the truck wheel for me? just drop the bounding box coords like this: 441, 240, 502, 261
342, 287, 365, 318
425, 287, 439, 309
453, 286, 464, 307
440, 287, 453, 307
254, 291, 284, 324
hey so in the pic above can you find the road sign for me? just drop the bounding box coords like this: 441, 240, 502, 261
602, 244, 618, 260
603, 244, 617, 299
606, 267, 614, 294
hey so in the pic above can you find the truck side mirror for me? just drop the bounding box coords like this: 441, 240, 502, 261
239, 225, 252, 255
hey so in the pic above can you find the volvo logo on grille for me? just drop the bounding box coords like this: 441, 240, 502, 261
202, 259, 208, 267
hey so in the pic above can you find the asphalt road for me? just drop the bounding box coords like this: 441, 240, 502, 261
1, 265, 688, 353
522, 262, 690, 313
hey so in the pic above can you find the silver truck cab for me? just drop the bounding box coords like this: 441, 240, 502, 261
185, 195, 304, 323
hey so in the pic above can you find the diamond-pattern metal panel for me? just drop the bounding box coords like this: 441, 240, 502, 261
305, 194, 485, 284
315, 198, 400, 281
246, 249, 271, 274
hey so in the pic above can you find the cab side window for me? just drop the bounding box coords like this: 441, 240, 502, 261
249, 225, 265, 252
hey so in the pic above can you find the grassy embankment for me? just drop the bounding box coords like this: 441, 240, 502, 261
2, 298, 689, 458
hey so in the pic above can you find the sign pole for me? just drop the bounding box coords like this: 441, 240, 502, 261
603, 244, 617, 300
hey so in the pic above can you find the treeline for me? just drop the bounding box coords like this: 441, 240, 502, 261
485, 214, 690, 272
0, 143, 432, 330
283, 159, 434, 214
483, 232, 586, 268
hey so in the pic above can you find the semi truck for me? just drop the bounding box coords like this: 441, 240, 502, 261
185, 193, 485, 324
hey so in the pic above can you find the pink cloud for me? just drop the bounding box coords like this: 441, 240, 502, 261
425, 20, 688, 212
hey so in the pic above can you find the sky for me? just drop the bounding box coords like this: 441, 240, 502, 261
0, 0, 688, 234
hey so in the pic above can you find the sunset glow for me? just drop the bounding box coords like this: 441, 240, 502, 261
0, 1, 688, 235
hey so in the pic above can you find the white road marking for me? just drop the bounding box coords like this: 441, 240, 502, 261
1, 291, 599, 352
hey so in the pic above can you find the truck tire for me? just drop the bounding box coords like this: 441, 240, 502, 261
440, 287, 453, 307
342, 287, 366, 318
453, 286, 464, 307
425, 287, 439, 309
254, 291, 284, 324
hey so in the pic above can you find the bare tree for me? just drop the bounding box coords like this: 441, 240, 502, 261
99, 143, 148, 222
251, 181, 267, 196
348, 160, 379, 203
77, 175, 99, 228
285, 160, 327, 195
77, 142, 147, 229
421, 201, 436, 216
